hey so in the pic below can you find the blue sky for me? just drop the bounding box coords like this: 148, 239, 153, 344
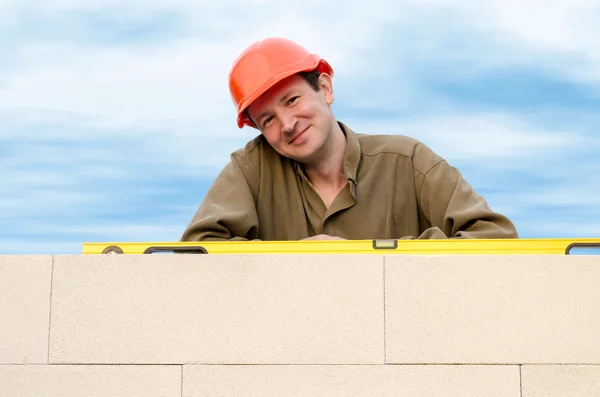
1, 0, 599, 254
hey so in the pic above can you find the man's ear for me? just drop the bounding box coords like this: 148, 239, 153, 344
318, 73, 334, 105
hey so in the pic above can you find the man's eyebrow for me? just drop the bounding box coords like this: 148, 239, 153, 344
255, 110, 271, 124
254, 90, 297, 124
278, 90, 295, 104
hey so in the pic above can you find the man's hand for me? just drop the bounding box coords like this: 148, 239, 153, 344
301, 234, 346, 240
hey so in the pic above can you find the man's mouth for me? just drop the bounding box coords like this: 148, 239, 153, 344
289, 127, 308, 144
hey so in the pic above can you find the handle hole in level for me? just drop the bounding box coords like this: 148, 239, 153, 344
143, 246, 208, 254
566, 244, 600, 255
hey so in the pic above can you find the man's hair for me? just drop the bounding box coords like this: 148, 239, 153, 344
298, 70, 321, 92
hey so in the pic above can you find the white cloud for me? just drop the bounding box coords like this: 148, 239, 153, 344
404, 0, 600, 84
3, 0, 600, 134
482, 0, 600, 53
1, 41, 237, 128
347, 113, 579, 162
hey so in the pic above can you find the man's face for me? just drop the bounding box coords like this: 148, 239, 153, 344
246, 73, 335, 164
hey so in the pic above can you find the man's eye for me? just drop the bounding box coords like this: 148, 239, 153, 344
263, 116, 274, 127
286, 96, 299, 105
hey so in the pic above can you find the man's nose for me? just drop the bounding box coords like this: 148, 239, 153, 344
279, 111, 298, 135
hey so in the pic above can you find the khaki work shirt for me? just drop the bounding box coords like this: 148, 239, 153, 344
181, 122, 518, 241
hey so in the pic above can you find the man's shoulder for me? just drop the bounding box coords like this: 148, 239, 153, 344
230, 134, 284, 171
357, 133, 421, 157
357, 133, 445, 174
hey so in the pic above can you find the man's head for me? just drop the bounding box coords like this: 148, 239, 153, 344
228, 37, 334, 129
228, 37, 338, 164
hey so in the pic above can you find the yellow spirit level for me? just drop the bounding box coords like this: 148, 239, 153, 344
82, 238, 600, 255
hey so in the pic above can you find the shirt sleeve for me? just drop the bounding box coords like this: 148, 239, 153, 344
413, 143, 519, 239
180, 155, 260, 241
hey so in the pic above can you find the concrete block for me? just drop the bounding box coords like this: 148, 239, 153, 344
385, 255, 600, 364
522, 365, 600, 397
183, 364, 520, 396
0, 255, 52, 364
0, 365, 181, 397
49, 254, 384, 364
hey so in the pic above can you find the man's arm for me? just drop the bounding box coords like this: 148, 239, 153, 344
180, 157, 260, 241
413, 144, 519, 239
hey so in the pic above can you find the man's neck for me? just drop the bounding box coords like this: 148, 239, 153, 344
303, 121, 347, 190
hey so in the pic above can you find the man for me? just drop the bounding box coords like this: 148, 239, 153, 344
181, 37, 518, 241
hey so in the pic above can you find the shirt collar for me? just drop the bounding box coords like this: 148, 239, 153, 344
292, 121, 361, 186
339, 121, 360, 185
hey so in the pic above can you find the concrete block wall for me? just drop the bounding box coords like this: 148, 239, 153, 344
1, 254, 599, 396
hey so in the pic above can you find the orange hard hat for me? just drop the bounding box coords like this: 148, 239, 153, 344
228, 37, 334, 129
